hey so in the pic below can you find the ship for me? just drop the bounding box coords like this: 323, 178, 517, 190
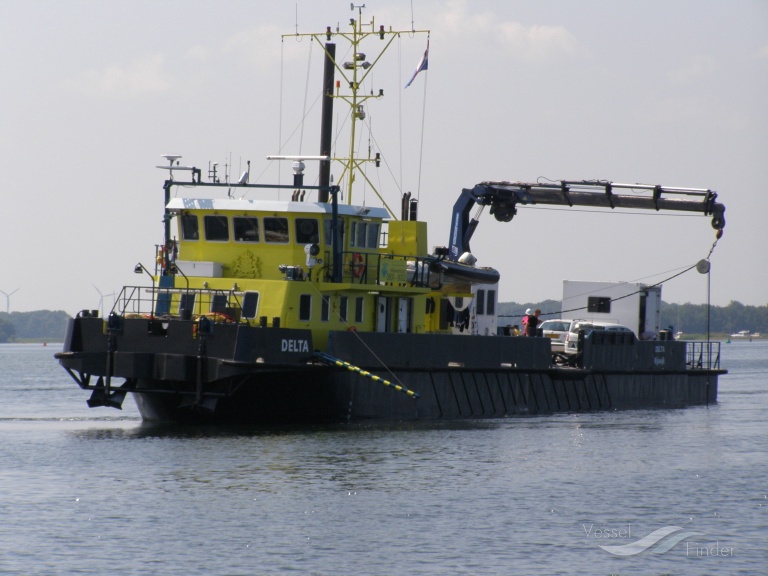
56, 8, 727, 424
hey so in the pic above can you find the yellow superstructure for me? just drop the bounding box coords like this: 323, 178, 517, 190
158, 198, 448, 349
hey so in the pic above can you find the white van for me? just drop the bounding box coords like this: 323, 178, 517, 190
562, 320, 635, 355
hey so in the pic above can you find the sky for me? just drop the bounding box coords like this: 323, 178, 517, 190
1, 0, 766, 315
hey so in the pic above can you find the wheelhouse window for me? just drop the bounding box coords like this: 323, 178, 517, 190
233, 217, 259, 242
264, 217, 289, 243
295, 218, 320, 244
350, 221, 380, 248
299, 294, 311, 321
324, 218, 345, 247
204, 215, 229, 241
323, 218, 345, 246
180, 214, 199, 240
366, 222, 380, 248
351, 221, 365, 248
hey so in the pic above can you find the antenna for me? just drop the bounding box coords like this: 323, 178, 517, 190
156, 154, 201, 182
237, 160, 251, 185
161, 154, 182, 165
208, 161, 220, 183
267, 155, 331, 192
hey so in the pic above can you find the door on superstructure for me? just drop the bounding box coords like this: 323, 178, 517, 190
376, 296, 390, 332
397, 297, 411, 333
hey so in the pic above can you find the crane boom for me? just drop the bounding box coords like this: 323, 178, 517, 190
449, 180, 726, 261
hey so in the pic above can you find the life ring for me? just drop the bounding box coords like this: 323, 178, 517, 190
351, 253, 365, 278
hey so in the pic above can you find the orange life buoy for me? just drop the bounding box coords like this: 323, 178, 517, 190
351, 253, 365, 278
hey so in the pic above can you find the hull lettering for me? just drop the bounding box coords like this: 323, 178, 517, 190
281, 338, 309, 353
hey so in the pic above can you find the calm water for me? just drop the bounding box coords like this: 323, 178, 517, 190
0, 341, 765, 575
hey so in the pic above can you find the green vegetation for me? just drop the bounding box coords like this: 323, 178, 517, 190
0, 310, 71, 343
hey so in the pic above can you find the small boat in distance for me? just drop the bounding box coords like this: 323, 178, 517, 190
730, 330, 752, 338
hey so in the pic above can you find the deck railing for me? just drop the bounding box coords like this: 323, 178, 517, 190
686, 341, 721, 370
111, 285, 245, 322
324, 250, 434, 287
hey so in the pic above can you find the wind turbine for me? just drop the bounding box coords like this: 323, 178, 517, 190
92, 285, 115, 318
0, 288, 19, 314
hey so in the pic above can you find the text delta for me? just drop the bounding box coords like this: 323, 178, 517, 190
281, 338, 309, 353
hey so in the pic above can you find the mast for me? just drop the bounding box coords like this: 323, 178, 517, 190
284, 6, 429, 216
318, 42, 335, 203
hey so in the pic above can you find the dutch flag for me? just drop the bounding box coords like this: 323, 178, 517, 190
404, 41, 429, 88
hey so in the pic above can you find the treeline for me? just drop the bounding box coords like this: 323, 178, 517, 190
661, 301, 768, 335
497, 300, 768, 336
0, 310, 71, 342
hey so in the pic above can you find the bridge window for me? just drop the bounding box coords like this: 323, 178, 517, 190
476, 290, 485, 315
264, 217, 289, 243
366, 223, 380, 247
351, 221, 380, 248
204, 215, 229, 241
299, 294, 311, 321
180, 214, 199, 240
296, 218, 320, 244
234, 217, 259, 242
324, 218, 345, 247
351, 221, 365, 247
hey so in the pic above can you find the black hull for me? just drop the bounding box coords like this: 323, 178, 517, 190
57, 317, 723, 424
130, 368, 719, 424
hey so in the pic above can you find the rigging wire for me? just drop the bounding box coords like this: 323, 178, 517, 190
277, 39, 285, 195
398, 35, 403, 196
415, 38, 429, 202
299, 38, 314, 155
499, 233, 724, 320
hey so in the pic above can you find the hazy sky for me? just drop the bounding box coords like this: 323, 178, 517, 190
1, 0, 766, 315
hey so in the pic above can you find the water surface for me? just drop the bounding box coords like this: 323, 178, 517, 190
1, 342, 765, 574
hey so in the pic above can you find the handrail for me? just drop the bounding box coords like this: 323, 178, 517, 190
110, 285, 247, 323
325, 250, 434, 287
686, 341, 721, 370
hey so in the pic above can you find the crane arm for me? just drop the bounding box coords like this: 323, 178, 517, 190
448, 180, 725, 261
